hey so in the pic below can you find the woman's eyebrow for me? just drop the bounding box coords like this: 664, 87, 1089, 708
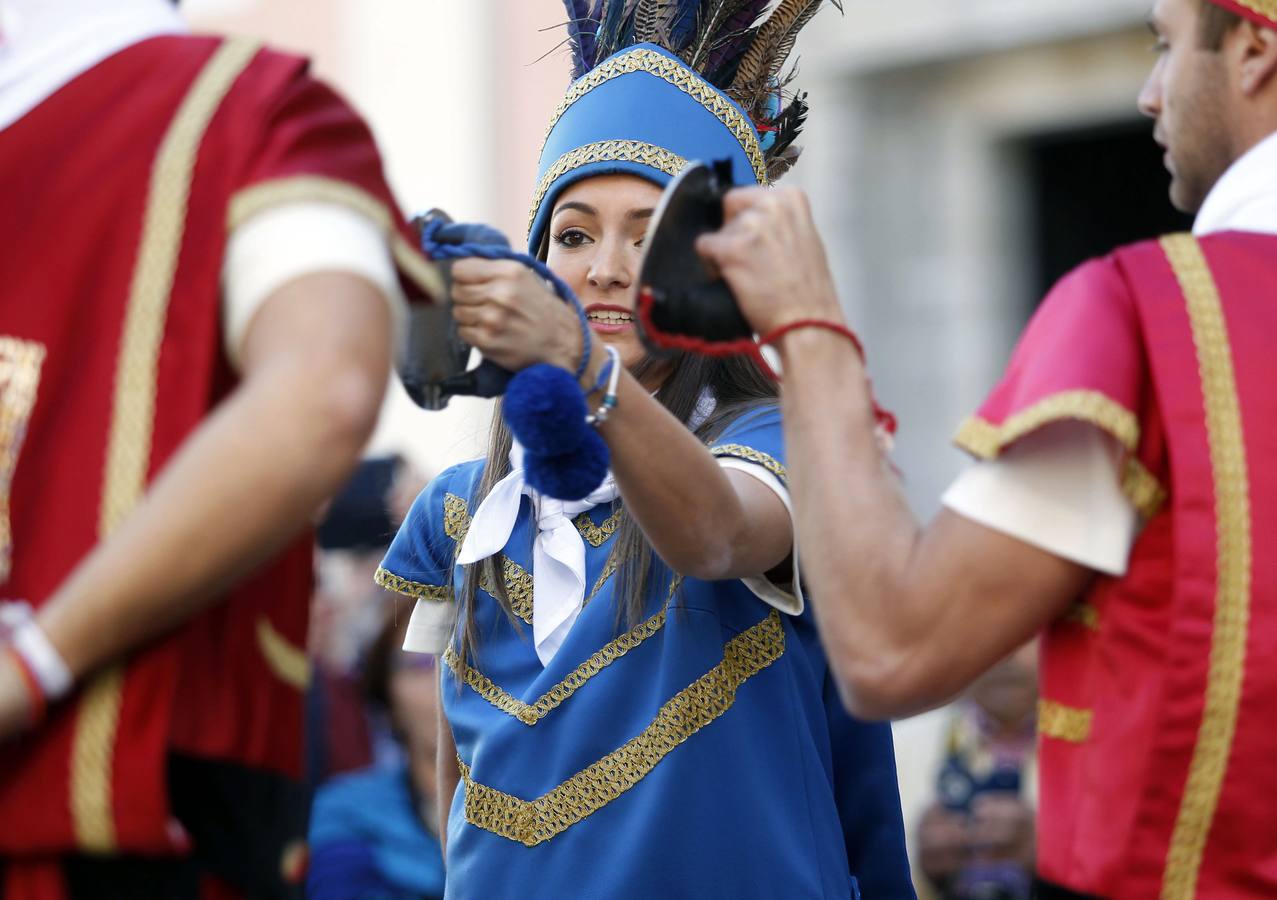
628, 208, 655, 221
554, 201, 597, 218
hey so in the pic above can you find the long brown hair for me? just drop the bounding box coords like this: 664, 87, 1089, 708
453, 350, 778, 670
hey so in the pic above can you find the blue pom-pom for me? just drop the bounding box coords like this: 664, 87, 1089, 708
502, 364, 591, 456
524, 429, 610, 501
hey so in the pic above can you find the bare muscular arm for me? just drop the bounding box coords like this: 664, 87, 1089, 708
0, 272, 391, 738
698, 187, 1092, 719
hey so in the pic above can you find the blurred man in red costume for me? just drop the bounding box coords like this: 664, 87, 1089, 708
0, 0, 440, 897
698, 0, 1277, 896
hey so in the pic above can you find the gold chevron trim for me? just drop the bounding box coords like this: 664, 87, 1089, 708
459, 609, 785, 846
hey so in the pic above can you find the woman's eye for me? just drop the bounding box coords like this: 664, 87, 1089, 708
553, 229, 591, 248
1150, 37, 1169, 54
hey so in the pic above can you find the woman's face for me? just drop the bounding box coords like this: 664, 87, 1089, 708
545, 174, 664, 374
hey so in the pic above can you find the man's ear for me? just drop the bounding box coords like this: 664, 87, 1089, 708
1236, 22, 1277, 96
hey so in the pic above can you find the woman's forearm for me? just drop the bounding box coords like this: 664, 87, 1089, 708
594, 368, 790, 581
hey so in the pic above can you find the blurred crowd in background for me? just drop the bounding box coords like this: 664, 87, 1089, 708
304, 458, 444, 900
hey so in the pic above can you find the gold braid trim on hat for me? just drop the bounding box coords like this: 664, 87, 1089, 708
541, 47, 767, 185
528, 140, 688, 237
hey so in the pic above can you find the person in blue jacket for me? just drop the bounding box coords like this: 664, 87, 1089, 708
376, 3, 915, 897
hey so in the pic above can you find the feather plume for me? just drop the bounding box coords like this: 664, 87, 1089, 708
563, 0, 601, 77
593, 0, 642, 62
767, 91, 807, 158
669, 0, 701, 51
685, 0, 756, 70
766, 144, 803, 181
731, 0, 839, 113
700, 0, 771, 78
633, 0, 675, 42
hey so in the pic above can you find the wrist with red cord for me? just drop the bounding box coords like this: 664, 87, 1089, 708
4, 645, 46, 729
0, 602, 73, 729
760, 318, 897, 436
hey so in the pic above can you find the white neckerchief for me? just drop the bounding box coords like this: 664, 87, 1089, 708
457, 443, 618, 666
0, 0, 185, 132
1194, 130, 1277, 237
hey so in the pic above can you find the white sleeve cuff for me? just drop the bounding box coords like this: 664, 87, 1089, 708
942, 421, 1139, 577
717, 458, 804, 615
402, 598, 458, 655
221, 201, 406, 371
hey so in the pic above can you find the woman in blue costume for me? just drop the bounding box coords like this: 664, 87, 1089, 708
378, 2, 914, 897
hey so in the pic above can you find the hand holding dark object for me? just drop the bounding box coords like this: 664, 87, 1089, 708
636, 159, 753, 352
694, 183, 845, 336
397, 211, 516, 410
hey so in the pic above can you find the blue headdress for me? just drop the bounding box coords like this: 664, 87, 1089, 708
528, 0, 840, 253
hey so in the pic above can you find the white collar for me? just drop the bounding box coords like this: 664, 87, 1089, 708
0, 0, 186, 132
1193, 130, 1277, 237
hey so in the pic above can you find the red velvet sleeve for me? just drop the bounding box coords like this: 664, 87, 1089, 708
954, 254, 1165, 518
218, 48, 442, 304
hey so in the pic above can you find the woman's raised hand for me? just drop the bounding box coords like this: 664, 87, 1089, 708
450, 258, 584, 374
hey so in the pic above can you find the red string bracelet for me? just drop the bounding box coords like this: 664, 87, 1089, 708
760, 319, 896, 435
758, 318, 866, 361
636, 292, 897, 435
5, 645, 46, 729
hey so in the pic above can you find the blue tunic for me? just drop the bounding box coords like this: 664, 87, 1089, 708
380, 408, 914, 899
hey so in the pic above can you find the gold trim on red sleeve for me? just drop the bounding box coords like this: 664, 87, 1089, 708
954, 389, 1167, 519
1159, 234, 1252, 900
226, 174, 445, 302
72, 38, 263, 855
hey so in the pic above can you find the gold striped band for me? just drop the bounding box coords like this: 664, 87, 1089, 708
72, 38, 263, 853
1159, 234, 1252, 900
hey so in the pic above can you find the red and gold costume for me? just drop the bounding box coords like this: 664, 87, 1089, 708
955, 231, 1277, 898
0, 35, 435, 898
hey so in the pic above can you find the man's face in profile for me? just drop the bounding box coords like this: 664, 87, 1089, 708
1140, 0, 1236, 213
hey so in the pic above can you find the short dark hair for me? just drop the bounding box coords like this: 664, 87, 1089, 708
1200, 0, 1244, 49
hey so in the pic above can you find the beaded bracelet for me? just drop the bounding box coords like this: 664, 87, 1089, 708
585, 345, 622, 427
